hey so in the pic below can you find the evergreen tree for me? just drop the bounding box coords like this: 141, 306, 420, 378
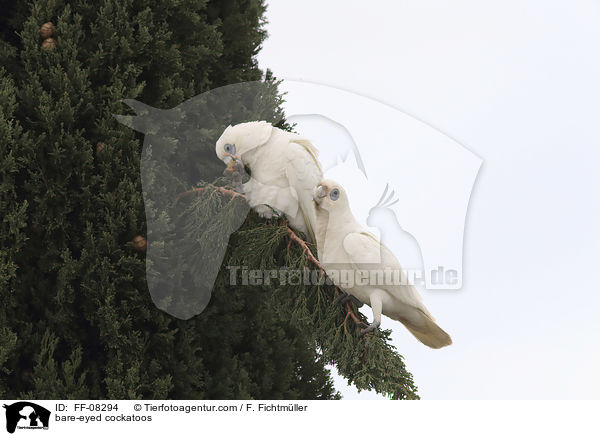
0, 0, 418, 400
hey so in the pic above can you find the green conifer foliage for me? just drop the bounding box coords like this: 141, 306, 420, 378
0, 0, 418, 400
0, 57, 27, 399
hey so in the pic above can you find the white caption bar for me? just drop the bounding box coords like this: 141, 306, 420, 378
0, 400, 598, 436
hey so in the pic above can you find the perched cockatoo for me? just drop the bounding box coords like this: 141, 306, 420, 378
216, 121, 323, 241
313, 179, 452, 348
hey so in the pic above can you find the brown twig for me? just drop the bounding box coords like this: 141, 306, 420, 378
345, 301, 362, 325
175, 186, 246, 201
285, 227, 322, 271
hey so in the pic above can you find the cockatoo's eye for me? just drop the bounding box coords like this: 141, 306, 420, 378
329, 188, 340, 201
224, 143, 236, 155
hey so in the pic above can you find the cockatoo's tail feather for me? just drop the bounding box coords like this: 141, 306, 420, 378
400, 309, 453, 349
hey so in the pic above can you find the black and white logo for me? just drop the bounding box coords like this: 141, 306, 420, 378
3, 402, 50, 433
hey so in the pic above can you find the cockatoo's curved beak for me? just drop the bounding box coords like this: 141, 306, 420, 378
313, 185, 327, 205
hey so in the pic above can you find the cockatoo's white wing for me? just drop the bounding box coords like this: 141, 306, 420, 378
242, 176, 299, 214
342, 231, 429, 313
283, 136, 323, 241
341, 231, 382, 264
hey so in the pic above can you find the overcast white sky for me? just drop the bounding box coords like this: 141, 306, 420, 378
257, 0, 600, 399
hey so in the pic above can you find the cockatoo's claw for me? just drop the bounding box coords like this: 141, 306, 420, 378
360, 321, 381, 336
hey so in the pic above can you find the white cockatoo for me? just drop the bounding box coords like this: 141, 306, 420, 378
313, 179, 452, 348
216, 121, 323, 241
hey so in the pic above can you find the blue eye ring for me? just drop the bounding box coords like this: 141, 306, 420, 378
224, 143, 236, 154
329, 188, 340, 201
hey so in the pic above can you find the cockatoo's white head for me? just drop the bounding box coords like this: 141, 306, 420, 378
313, 179, 349, 214
215, 121, 273, 173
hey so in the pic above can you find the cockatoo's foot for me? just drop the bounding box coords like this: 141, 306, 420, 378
333, 291, 363, 308
360, 321, 381, 336
257, 204, 282, 220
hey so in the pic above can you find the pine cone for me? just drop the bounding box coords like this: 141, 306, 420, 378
133, 235, 147, 251
40, 22, 55, 39
41, 38, 57, 50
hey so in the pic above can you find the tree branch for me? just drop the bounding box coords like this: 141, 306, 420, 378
285, 227, 321, 270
